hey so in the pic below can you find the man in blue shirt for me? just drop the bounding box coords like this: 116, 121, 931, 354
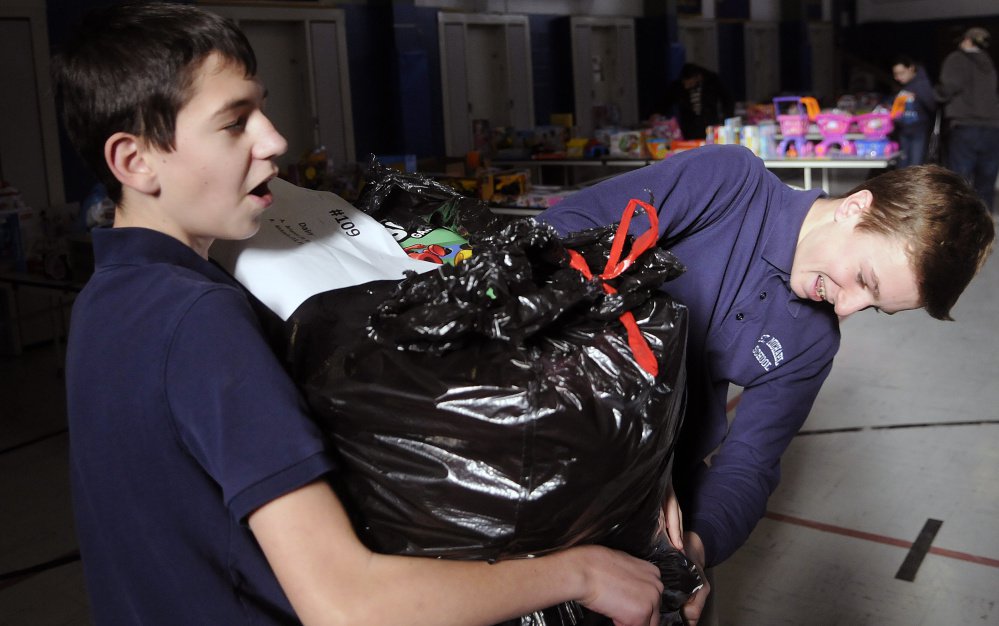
538, 144, 994, 624
58, 4, 666, 624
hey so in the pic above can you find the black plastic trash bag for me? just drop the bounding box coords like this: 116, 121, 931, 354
354, 158, 509, 243
279, 201, 700, 623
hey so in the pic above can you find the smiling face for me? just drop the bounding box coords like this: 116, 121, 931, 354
791, 194, 922, 319
137, 53, 287, 256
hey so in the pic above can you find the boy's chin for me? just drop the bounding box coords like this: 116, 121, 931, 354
226, 219, 264, 242
239, 221, 264, 240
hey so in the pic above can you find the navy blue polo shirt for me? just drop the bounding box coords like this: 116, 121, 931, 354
538, 145, 840, 566
65, 227, 336, 624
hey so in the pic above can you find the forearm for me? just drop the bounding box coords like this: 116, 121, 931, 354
685, 460, 769, 567
685, 342, 833, 566
913, 84, 938, 112
934, 58, 964, 103
353, 549, 583, 626
252, 481, 661, 626
934, 82, 957, 103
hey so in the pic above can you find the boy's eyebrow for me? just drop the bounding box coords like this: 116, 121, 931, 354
211, 97, 255, 119
210, 88, 267, 120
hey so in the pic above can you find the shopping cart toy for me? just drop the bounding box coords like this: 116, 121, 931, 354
854, 106, 899, 158
773, 96, 818, 157
814, 109, 856, 157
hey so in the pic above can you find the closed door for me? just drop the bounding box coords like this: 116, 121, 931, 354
678, 19, 719, 73
571, 17, 639, 136
439, 14, 534, 158
204, 6, 355, 168
744, 22, 780, 103
809, 22, 836, 103
0, 18, 54, 209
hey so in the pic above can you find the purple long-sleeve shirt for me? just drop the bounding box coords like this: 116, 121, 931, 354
538, 145, 840, 566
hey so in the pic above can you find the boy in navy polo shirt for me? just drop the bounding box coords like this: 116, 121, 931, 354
538, 144, 995, 624
56, 4, 667, 625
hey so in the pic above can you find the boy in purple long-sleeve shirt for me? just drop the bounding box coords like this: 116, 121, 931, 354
538, 144, 993, 624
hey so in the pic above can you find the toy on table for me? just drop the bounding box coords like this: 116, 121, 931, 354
609, 130, 646, 158
773, 96, 819, 157
855, 110, 893, 139
853, 105, 899, 158
645, 138, 670, 160
889, 93, 909, 122
813, 110, 856, 157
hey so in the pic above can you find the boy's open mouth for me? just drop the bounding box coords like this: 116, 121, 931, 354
249, 181, 270, 198
815, 274, 827, 302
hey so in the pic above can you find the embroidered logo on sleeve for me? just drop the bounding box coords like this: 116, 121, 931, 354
752, 334, 785, 372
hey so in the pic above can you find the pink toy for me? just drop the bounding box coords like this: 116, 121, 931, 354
773, 96, 817, 157
855, 112, 894, 139
853, 109, 898, 157
814, 112, 856, 156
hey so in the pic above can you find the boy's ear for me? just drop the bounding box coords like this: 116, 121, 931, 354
834, 189, 873, 222
104, 132, 159, 195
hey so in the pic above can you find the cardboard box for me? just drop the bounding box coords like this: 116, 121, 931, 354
670, 140, 706, 153
566, 138, 590, 159
609, 131, 646, 158
550, 113, 574, 128
645, 138, 669, 160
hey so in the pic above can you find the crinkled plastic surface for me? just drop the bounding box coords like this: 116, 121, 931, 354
365, 218, 686, 352
281, 217, 697, 624
355, 157, 507, 240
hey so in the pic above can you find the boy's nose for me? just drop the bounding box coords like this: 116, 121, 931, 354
254, 115, 288, 160
834, 291, 868, 319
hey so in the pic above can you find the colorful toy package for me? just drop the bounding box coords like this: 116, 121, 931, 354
609, 130, 646, 158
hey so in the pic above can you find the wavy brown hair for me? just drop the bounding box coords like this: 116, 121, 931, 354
848, 165, 994, 320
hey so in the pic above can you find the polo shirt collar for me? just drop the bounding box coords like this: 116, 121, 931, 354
92, 227, 237, 287
760, 186, 824, 317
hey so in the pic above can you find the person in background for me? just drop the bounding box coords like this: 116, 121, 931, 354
55, 3, 668, 624
934, 26, 999, 215
661, 63, 735, 141
537, 144, 994, 625
890, 55, 937, 167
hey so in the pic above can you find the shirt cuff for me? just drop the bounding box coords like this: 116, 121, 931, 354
230, 451, 337, 523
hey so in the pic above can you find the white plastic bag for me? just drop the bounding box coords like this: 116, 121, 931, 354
211, 178, 436, 320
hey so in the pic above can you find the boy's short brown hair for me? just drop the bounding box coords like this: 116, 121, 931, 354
848, 165, 994, 320
53, 2, 256, 203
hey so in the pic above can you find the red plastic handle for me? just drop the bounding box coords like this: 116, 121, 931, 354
567, 198, 662, 377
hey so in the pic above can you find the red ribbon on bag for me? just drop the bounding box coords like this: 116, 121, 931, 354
566, 198, 661, 377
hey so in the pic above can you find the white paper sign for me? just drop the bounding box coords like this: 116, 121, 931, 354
211, 178, 437, 320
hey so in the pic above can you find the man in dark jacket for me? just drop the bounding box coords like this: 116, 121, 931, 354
935, 27, 999, 214
661, 63, 735, 141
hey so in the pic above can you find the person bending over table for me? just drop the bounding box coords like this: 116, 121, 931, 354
537, 144, 994, 625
